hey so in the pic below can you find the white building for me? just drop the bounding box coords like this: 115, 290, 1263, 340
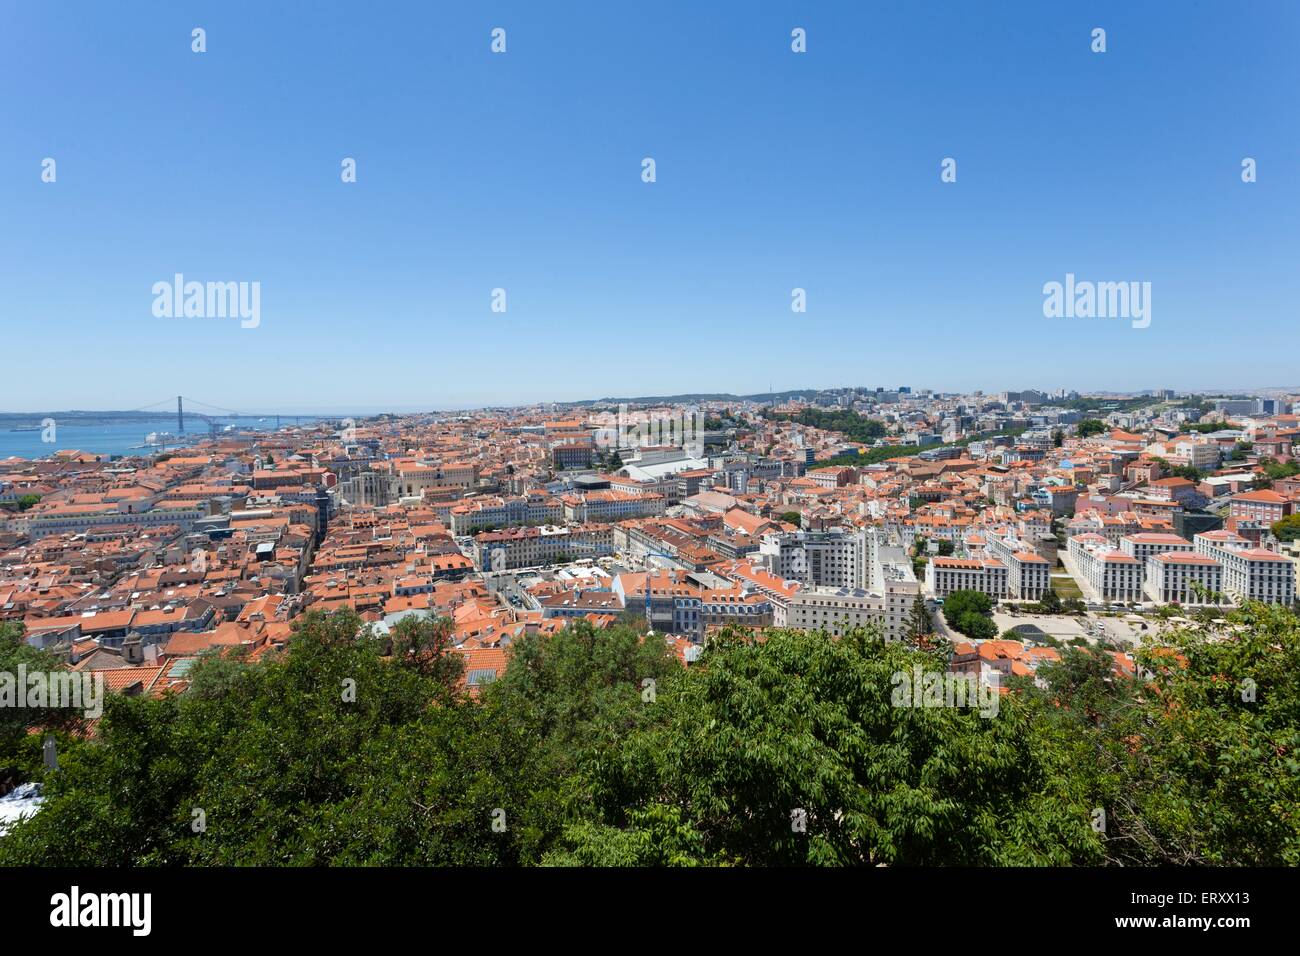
1143, 552, 1224, 605
786, 586, 886, 639
1068, 533, 1143, 602
926, 557, 1009, 599
1194, 531, 1296, 605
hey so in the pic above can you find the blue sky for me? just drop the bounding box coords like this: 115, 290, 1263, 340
2, 1, 1298, 413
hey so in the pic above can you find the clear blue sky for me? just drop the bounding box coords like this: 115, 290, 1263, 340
2, 1, 1298, 413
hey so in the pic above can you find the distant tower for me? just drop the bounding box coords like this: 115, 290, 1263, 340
177, 396, 184, 434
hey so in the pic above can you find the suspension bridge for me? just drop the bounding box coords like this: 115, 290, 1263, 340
127, 396, 319, 438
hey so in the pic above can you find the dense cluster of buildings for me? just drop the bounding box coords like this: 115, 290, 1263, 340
2, 387, 1298, 705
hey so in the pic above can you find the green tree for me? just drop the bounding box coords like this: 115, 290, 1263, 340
942, 589, 997, 640
557, 627, 1102, 865
0, 623, 82, 792
1024, 603, 1300, 864
1271, 514, 1300, 542
953, 612, 998, 641
6, 605, 1298, 867
904, 593, 934, 645
1261, 458, 1300, 481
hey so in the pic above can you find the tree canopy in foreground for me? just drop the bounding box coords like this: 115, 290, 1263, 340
1, 604, 1296, 866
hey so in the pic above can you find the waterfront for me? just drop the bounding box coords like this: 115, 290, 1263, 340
0, 417, 326, 460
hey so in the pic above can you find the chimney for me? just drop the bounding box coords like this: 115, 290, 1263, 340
122, 633, 144, 666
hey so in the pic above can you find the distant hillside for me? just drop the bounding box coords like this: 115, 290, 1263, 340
570, 389, 825, 406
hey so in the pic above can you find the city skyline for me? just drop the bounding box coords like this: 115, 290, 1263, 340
3, 379, 1300, 418
4, 0, 1299, 410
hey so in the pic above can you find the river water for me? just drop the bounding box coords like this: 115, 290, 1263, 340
0, 417, 326, 460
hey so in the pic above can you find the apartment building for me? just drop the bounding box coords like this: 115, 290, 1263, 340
1194, 530, 1296, 605
1171, 439, 1221, 471
874, 553, 921, 641
539, 588, 624, 619
699, 588, 774, 630
1068, 533, 1143, 602
716, 560, 802, 627
1120, 532, 1194, 565
394, 462, 477, 497
473, 524, 614, 571
561, 490, 666, 523
551, 441, 594, 471
612, 572, 705, 641
926, 557, 1009, 599
807, 466, 857, 489
26, 502, 205, 540
1066, 509, 1141, 542
984, 533, 1051, 600
1229, 489, 1294, 526
760, 528, 866, 589
1146, 477, 1205, 509
786, 586, 887, 638
1143, 552, 1224, 605
449, 493, 564, 534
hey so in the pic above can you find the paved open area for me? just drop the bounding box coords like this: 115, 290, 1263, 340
992, 610, 1147, 647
